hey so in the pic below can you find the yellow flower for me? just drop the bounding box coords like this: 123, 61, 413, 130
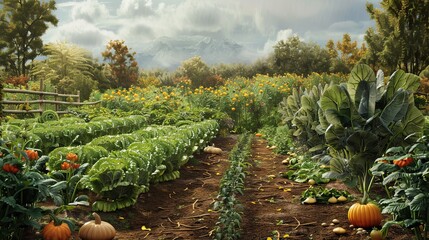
231, 107, 236, 111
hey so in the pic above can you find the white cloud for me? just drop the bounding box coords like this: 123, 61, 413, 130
260, 29, 295, 55
71, 0, 110, 23
43, 19, 118, 58
47, 0, 376, 68
117, 0, 155, 17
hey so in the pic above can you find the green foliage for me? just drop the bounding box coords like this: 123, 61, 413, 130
0, 0, 58, 76
31, 41, 94, 84
269, 125, 294, 155
213, 133, 252, 240
279, 83, 330, 152
273, 36, 331, 76
38, 110, 59, 123
371, 136, 429, 239
300, 186, 352, 204
82, 120, 219, 212
365, 0, 429, 74
321, 64, 424, 202
0, 140, 62, 240
282, 154, 330, 184
179, 56, 214, 88
30, 115, 148, 153
47, 145, 109, 172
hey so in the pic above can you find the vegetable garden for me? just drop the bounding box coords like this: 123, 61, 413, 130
1, 64, 429, 240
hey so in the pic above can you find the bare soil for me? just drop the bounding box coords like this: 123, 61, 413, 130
47, 135, 414, 240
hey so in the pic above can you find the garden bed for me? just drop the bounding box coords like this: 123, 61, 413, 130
31, 135, 414, 239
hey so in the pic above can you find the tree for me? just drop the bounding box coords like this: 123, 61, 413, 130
336, 33, 362, 69
272, 36, 330, 76
31, 42, 97, 100
178, 56, 214, 88
102, 40, 139, 89
365, 0, 429, 74
0, 0, 58, 76
31, 41, 93, 85
326, 39, 338, 59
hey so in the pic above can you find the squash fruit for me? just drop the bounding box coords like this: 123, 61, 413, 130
79, 212, 116, 240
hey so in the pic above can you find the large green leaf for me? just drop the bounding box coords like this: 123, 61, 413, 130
379, 89, 409, 126
386, 69, 420, 101
321, 85, 353, 127
409, 193, 428, 212
345, 130, 379, 156
391, 105, 425, 141
348, 64, 376, 117
356, 81, 370, 118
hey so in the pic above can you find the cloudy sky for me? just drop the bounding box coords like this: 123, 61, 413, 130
43, 0, 380, 69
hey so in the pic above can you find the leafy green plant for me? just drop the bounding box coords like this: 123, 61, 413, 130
270, 125, 294, 154
48, 151, 90, 207
282, 154, 330, 184
300, 186, 352, 204
83, 120, 219, 212
279, 83, 330, 152
213, 133, 252, 240
0, 140, 62, 240
38, 110, 59, 123
321, 64, 424, 204
371, 136, 429, 239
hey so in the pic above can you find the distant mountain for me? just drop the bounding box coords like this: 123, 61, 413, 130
135, 35, 251, 70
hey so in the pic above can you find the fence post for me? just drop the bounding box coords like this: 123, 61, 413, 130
54, 88, 58, 112
39, 79, 44, 112
77, 90, 80, 103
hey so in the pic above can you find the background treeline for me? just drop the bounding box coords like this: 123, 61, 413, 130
0, 0, 428, 102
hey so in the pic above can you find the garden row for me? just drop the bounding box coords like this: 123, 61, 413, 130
212, 133, 253, 240
0, 118, 219, 239
265, 64, 429, 239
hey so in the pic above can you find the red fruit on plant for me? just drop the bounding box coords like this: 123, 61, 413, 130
61, 162, 71, 170
2, 163, 19, 174
66, 152, 78, 161
393, 157, 413, 168
25, 149, 39, 161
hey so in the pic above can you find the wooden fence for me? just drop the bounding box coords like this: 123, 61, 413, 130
1, 88, 101, 115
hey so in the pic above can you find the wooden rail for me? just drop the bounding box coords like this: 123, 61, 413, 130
1, 88, 101, 114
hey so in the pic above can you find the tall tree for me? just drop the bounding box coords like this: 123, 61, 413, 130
31, 41, 93, 85
0, 0, 58, 76
336, 33, 361, 69
31, 41, 97, 100
366, 0, 429, 74
326, 39, 338, 59
273, 36, 330, 76
102, 40, 139, 89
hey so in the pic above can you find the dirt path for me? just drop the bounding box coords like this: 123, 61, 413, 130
66, 135, 413, 240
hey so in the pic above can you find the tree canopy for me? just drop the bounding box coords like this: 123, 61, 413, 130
0, 0, 58, 76
365, 0, 429, 74
273, 36, 331, 76
102, 40, 139, 89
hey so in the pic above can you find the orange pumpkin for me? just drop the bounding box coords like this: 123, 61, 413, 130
66, 152, 78, 161
393, 157, 413, 168
42, 220, 71, 240
348, 202, 382, 228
